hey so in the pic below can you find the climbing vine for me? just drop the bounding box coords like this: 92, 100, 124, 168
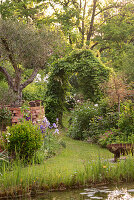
45, 49, 111, 126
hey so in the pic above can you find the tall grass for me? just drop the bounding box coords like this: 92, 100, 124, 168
0, 135, 134, 198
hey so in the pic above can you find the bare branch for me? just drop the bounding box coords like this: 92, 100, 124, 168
0, 65, 14, 89
20, 68, 39, 90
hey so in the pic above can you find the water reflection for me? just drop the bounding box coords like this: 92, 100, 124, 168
81, 186, 134, 200
30, 184, 134, 200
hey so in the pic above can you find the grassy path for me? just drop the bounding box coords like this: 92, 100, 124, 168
43, 136, 112, 173
1, 133, 134, 198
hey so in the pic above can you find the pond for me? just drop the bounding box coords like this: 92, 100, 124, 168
30, 183, 134, 200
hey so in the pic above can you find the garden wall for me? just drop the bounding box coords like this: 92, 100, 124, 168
10, 106, 44, 124
4, 101, 45, 125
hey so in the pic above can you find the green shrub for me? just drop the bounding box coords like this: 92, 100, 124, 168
45, 97, 60, 124
0, 80, 16, 106
98, 129, 134, 148
118, 100, 134, 135
68, 100, 119, 141
5, 121, 43, 160
88, 112, 119, 142
98, 129, 121, 147
0, 107, 11, 131
22, 82, 46, 102
68, 102, 99, 140
97, 97, 117, 116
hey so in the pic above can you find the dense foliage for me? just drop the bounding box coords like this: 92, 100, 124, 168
45, 49, 110, 125
4, 121, 43, 160
118, 101, 134, 135
68, 99, 119, 141
22, 81, 47, 102
68, 99, 134, 147
0, 107, 11, 131
96, 3, 134, 81
0, 18, 66, 106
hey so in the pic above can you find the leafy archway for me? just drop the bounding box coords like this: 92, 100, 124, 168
45, 49, 110, 126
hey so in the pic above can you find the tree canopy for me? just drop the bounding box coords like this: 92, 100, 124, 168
0, 0, 133, 111
0, 18, 64, 106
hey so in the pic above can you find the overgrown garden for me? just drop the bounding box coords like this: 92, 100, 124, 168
0, 0, 134, 198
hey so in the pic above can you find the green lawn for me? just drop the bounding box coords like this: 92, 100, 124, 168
44, 135, 112, 172
0, 133, 111, 190
0, 129, 134, 198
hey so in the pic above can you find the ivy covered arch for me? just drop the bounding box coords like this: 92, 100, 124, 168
45, 49, 110, 126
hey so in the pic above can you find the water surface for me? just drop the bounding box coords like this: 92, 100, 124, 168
30, 183, 134, 200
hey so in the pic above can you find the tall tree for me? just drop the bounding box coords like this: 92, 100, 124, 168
0, 0, 48, 21
39, 0, 130, 47
1, 0, 131, 47
93, 2, 134, 81
0, 19, 62, 106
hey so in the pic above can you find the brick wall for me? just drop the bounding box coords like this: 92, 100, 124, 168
7, 101, 44, 125
9, 106, 45, 124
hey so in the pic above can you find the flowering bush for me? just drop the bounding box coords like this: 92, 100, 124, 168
98, 130, 116, 147
98, 129, 134, 148
33, 117, 64, 162
68, 101, 119, 141
39, 117, 59, 135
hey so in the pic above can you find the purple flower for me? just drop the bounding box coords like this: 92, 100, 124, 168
48, 125, 53, 129
26, 116, 31, 121
40, 125, 44, 129
43, 117, 50, 128
54, 129, 59, 134
53, 123, 57, 128
46, 121, 50, 127
41, 129, 44, 133
56, 118, 59, 122
40, 125, 46, 134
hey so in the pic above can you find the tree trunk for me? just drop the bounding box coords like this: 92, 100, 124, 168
0, 65, 39, 107
13, 88, 23, 107
87, 0, 97, 42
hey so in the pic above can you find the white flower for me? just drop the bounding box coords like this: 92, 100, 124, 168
43, 74, 49, 83
6, 132, 10, 136
35, 74, 41, 82
94, 104, 98, 107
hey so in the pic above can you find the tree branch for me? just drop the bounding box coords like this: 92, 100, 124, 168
1, 38, 17, 71
87, 0, 97, 42
96, 46, 110, 57
0, 65, 14, 89
81, 0, 86, 44
90, 42, 98, 50
20, 68, 39, 90
95, 2, 129, 17
98, 14, 119, 27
